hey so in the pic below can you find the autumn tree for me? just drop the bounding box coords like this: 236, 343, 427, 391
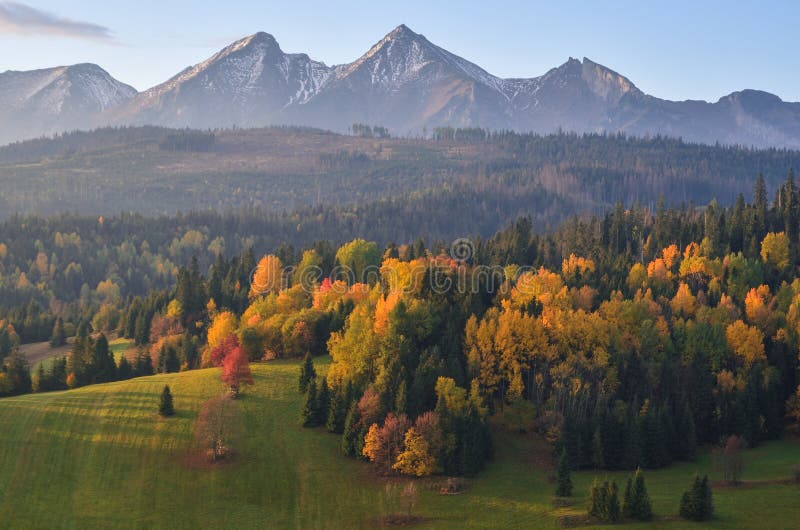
362, 413, 411, 474
194, 394, 241, 462
249, 254, 284, 298
393, 427, 437, 476
221, 344, 254, 398
760, 232, 790, 271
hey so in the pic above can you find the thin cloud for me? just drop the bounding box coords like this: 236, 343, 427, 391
0, 2, 114, 41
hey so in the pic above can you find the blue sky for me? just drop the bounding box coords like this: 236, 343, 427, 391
0, 0, 797, 102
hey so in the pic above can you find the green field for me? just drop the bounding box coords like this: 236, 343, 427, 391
0, 357, 798, 529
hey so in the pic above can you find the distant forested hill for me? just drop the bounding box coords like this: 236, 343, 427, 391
0, 126, 797, 227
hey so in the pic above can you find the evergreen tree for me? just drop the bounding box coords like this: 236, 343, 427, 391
158, 344, 180, 373
117, 355, 133, 380
591, 427, 605, 469
316, 377, 330, 426
49, 317, 66, 347
301, 378, 319, 427
624, 468, 653, 521
555, 449, 573, 497
342, 400, 363, 457
680, 474, 713, 521
159, 385, 174, 416
91, 334, 116, 383
623, 475, 633, 519
298, 352, 316, 393
327, 385, 347, 434
675, 399, 697, 461
607, 480, 621, 523
134, 349, 154, 376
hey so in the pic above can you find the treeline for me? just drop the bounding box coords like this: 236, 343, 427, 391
350, 124, 390, 138
158, 131, 216, 152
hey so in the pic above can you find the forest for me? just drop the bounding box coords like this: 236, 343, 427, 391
1, 167, 800, 489
0, 126, 798, 222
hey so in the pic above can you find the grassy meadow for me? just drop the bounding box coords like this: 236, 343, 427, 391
0, 357, 797, 529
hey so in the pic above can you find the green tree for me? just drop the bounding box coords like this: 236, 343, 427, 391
555, 449, 573, 497
299, 352, 316, 393
301, 378, 319, 427
679, 474, 713, 521
159, 385, 174, 416
49, 317, 66, 347
623, 468, 652, 521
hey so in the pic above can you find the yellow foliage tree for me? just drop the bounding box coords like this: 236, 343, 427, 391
207, 311, 239, 351
761, 232, 790, 270
744, 285, 775, 333
393, 428, 437, 476
249, 255, 283, 298
725, 320, 766, 365
671, 282, 697, 318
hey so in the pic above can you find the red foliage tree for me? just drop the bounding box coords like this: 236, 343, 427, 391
221, 345, 254, 398
210, 334, 239, 367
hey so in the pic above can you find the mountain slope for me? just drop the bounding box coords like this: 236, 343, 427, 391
2, 25, 800, 148
0, 64, 136, 144
112, 32, 332, 128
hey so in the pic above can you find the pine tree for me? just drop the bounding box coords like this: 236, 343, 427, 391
675, 399, 697, 461
680, 474, 713, 521
301, 378, 319, 427
316, 377, 330, 426
607, 480, 621, 523
327, 385, 347, 434
342, 400, 363, 457
159, 385, 174, 416
298, 352, 316, 393
623, 475, 633, 519
117, 355, 133, 380
626, 468, 653, 520
555, 448, 573, 497
49, 317, 66, 347
91, 334, 116, 383
588, 479, 601, 518
591, 427, 605, 469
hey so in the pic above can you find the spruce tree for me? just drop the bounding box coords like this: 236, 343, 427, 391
50, 317, 66, 347
680, 474, 713, 521
298, 352, 316, 393
555, 449, 573, 497
117, 355, 133, 380
623, 475, 633, 519
326, 385, 347, 434
341, 400, 362, 457
159, 385, 174, 416
301, 378, 319, 427
629, 468, 652, 520
588, 479, 601, 518
606, 480, 621, 523
316, 377, 330, 426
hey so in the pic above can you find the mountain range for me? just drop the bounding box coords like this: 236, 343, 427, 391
1, 24, 799, 148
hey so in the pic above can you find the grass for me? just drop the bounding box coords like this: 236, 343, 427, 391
0, 357, 797, 529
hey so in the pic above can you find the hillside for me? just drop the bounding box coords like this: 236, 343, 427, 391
0, 127, 798, 230
0, 358, 797, 529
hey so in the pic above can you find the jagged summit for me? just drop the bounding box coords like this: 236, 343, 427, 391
1, 25, 799, 148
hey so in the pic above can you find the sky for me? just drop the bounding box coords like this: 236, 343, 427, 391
0, 0, 798, 102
